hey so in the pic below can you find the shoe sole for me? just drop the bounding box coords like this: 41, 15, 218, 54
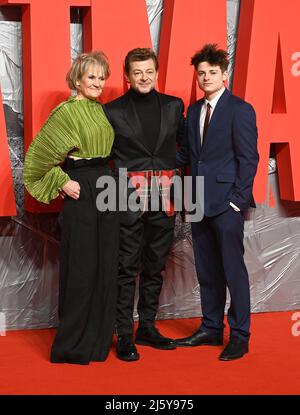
116, 354, 140, 362
219, 350, 249, 361
135, 339, 177, 350
176, 341, 223, 347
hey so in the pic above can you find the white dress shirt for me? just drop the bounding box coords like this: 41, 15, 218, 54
199, 86, 225, 144
199, 86, 240, 212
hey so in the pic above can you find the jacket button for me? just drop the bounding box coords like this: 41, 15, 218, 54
198, 161, 202, 164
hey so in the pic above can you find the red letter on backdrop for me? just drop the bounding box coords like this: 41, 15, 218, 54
0, 84, 16, 216
0, 0, 151, 213
25, 0, 90, 213
0, 0, 90, 213
158, 0, 227, 107
0, 0, 226, 214
233, 0, 300, 202
83, 0, 227, 105
82, 0, 153, 102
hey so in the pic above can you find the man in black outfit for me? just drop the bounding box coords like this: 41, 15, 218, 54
104, 48, 184, 361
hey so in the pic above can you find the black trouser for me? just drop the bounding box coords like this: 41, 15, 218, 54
51, 158, 119, 364
116, 210, 175, 336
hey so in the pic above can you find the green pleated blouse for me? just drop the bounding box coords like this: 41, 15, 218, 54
23, 96, 114, 204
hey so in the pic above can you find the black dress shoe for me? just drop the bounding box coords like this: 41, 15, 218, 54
219, 336, 249, 361
135, 326, 176, 350
116, 335, 140, 361
176, 330, 223, 347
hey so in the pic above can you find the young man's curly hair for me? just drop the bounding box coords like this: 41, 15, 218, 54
191, 43, 229, 72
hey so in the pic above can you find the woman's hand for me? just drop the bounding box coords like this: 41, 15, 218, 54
62, 180, 81, 200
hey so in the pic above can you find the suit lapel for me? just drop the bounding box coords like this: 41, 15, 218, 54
200, 88, 230, 152
192, 99, 203, 156
153, 94, 168, 154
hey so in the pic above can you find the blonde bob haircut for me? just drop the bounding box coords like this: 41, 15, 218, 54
66, 51, 110, 90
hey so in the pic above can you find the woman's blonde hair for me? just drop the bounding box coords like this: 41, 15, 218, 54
66, 51, 110, 90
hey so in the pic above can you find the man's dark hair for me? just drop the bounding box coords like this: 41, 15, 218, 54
191, 43, 229, 72
124, 48, 159, 75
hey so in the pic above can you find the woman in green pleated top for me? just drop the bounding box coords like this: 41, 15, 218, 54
23, 51, 119, 365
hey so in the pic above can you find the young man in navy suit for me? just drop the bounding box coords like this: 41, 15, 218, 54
176, 44, 259, 360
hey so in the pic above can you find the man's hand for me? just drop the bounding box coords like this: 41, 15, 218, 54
62, 180, 80, 200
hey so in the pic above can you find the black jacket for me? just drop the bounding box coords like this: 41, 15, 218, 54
104, 90, 184, 172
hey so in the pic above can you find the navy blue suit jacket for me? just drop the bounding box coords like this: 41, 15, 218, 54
176, 88, 259, 217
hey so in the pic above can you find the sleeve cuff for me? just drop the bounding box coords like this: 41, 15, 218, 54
230, 201, 241, 212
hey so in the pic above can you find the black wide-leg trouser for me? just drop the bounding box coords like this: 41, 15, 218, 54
50, 159, 119, 365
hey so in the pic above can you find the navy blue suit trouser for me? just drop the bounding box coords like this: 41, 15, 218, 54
191, 207, 250, 341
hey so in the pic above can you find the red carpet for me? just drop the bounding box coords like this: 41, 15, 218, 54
1, 311, 299, 395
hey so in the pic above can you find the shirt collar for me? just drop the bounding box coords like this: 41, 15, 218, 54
205, 86, 226, 110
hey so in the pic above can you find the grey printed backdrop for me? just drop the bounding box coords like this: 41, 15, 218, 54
0, 0, 300, 330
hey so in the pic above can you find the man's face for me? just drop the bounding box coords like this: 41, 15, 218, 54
196, 61, 228, 99
126, 58, 158, 94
